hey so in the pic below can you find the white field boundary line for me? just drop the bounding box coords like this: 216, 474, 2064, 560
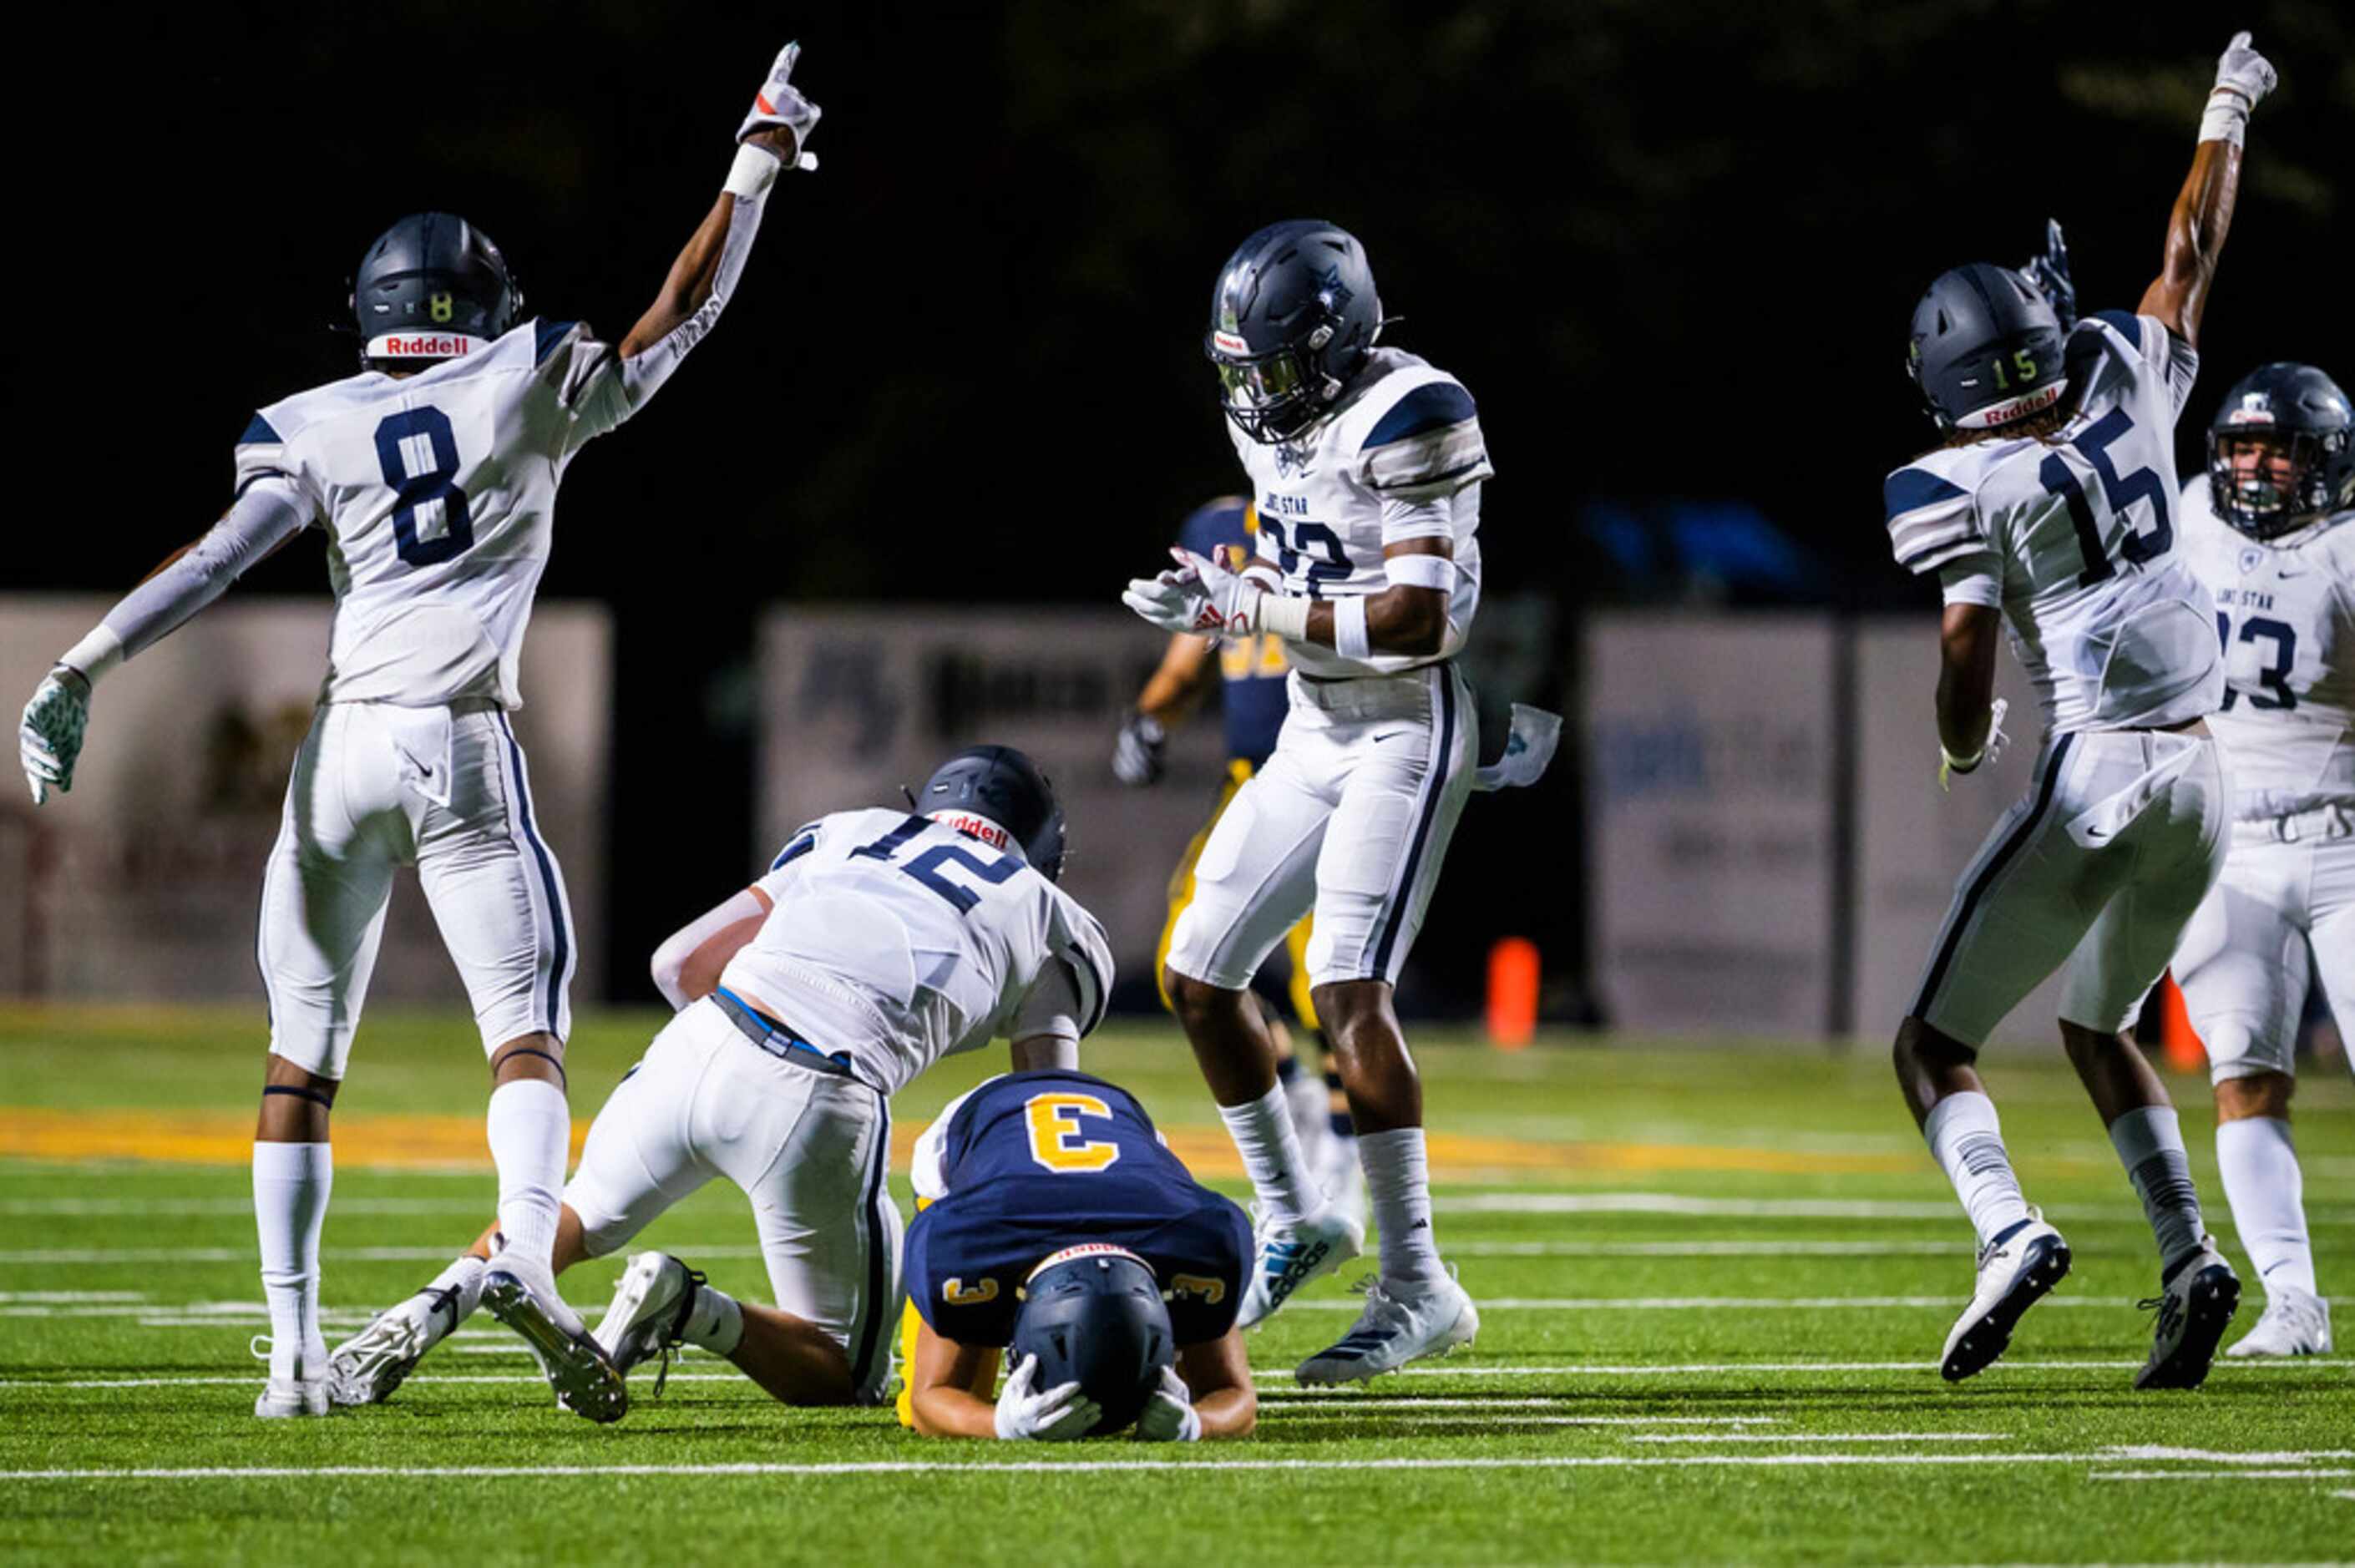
1433, 1194, 2355, 1225
1627, 1433, 1998, 1444
7, 1450, 2354, 1481
10, 1362, 2350, 1392
2092, 1469, 2355, 1481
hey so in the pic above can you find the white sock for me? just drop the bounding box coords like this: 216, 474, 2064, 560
485, 1079, 570, 1272
2109, 1105, 2205, 1268
1922, 1092, 2032, 1250
252, 1141, 332, 1380
2216, 1115, 2315, 1297
1360, 1127, 1445, 1287
1219, 1084, 1319, 1222
682, 1280, 745, 1358
415, 1254, 487, 1343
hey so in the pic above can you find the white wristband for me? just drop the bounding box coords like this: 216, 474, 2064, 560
1334, 595, 1373, 662
2199, 89, 2251, 148
1254, 593, 1311, 643
59, 625, 124, 685
724, 144, 782, 200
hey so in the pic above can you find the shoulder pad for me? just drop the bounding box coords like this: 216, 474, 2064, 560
533, 318, 582, 366
1362, 381, 1477, 451
1345, 369, 1492, 500
1884, 457, 1983, 574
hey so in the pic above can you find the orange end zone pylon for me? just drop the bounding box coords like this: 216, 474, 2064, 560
2156, 970, 2206, 1073
1487, 937, 1539, 1050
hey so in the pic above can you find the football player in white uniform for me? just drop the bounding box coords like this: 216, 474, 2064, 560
15, 43, 825, 1419
2170, 362, 2355, 1358
1881, 32, 2275, 1392
1124, 220, 1543, 1384
326, 747, 1113, 1419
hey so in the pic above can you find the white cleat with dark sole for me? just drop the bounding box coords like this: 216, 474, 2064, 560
1940, 1214, 2071, 1383
1236, 1205, 1365, 1330
2225, 1287, 2332, 1358
593, 1252, 706, 1392
482, 1266, 628, 1424
327, 1284, 465, 1407
2135, 1237, 2241, 1391
254, 1377, 330, 1419
1295, 1271, 1479, 1386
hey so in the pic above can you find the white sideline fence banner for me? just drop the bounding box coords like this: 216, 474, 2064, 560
757, 607, 1224, 992
1583, 613, 1841, 1036
0, 597, 610, 1005
1851, 619, 2067, 1046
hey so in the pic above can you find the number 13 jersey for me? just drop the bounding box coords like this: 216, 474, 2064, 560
230, 319, 640, 708
1883, 310, 2225, 733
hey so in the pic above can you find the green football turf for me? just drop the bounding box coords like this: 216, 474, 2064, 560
2, 1005, 2350, 1565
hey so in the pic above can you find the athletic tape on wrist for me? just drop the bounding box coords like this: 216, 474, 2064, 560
1385, 554, 1456, 593
2199, 89, 2251, 148
1255, 593, 1311, 643
59, 625, 124, 685
1335, 595, 1373, 661
724, 144, 782, 199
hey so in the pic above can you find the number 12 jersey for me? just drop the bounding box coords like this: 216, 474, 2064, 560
1884, 310, 2225, 733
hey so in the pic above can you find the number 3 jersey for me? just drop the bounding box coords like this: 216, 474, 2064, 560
1231, 346, 1492, 680
721, 809, 1116, 1096
1884, 310, 2225, 733
904, 1070, 1253, 1347
230, 318, 641, 708
2177, 483, 2355, 821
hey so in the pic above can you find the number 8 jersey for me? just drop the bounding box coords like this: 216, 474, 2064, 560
232, 319, 640, 707
1884, 310, 2226, 732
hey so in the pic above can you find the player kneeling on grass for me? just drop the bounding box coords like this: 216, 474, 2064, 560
327, 746, 1112, 1420
900, 1073, 1256, 1441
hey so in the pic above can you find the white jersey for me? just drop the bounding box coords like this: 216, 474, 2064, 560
2178, 483, 2355, 820
720, 808, 1114, 1096
231, 318, 638, 707
1885, 311, 2223, 733
1228, 346, 1492, 680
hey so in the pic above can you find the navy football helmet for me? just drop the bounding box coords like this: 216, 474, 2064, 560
918, 744, 1067, 881
1007, 1246, 1175, 1435
2208, 362, 2355, 539
1206, 220, 1383, 443
350, 212, 521, 366
1907, 263, 2067, 432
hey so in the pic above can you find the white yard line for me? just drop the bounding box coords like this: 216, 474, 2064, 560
1433, 1193, 2355, 1226
2092, 1469, 2355, 1481
1449, 1241, 1958, 1257
8, 1449, 2354, 1481
1628, 1433, 1998, 1444
0, 1291, 144, 1303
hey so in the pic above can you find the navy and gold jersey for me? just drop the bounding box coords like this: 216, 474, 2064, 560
904, 1070, 1251, 1348
1178, 498, 1291, 768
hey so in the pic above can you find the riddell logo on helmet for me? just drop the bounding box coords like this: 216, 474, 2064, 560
1959, 382, 2065, 430
381, 334, 474, 357
929, 812, 1010, 850
1213, 331, 1250, 357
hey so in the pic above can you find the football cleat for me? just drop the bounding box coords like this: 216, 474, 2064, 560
254, 1376, 330, 1419
327, 1283, 465, 1407
481, 1265, 628, 1424
593, 1252, 706, 1394
2135, 1238, 2241, 1391
1940, 1213, 2072, 1383
2225, 1287, 2332, 1358
1295, 1270, 1479, 1385
1236, 1204, 1364, 1330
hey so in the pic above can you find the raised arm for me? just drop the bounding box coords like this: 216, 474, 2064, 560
18, 480, 310, 804
2137, 32, 2276, 348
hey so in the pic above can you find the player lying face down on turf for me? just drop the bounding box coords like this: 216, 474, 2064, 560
1120, 222, 1557, 1386
1881, 31, 2276, 1393
326, 746, 1114, 1421
2165, 359, 2355, 1359
13, 43, 823, 1422
897, 1074, 1257, 1440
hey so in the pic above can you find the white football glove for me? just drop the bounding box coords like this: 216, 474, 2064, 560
1939, 696, 2009, 792
992, 1353, 1101, 1442
737, 41, 822, 170
1121, 548, 1275, 637
19, 667, 92, 806
1131, 1364, 1202, 1443
2213, 30, 2277, 107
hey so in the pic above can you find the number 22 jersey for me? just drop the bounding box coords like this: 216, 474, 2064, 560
230, 318, 641, 708
1883, 311, 2225, 733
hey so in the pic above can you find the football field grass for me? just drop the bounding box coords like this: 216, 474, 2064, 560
2, 1004, 2350, 1565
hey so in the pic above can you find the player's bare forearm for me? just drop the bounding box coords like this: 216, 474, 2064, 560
1136, 635, 1216, 726
1177, 1332, 1257, 1439
618, 129, 797, 357
1935, 604, 2002, 757
906, 1324, 1002, 1438
1294, 536, 1451, 657
2137, 138, 2240, 347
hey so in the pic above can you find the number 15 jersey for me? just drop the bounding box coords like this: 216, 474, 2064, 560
230, 318, 641, 708
1883, 311, 2224, 733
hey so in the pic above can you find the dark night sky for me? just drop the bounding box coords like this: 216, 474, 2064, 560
14, 0, 2352, 999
